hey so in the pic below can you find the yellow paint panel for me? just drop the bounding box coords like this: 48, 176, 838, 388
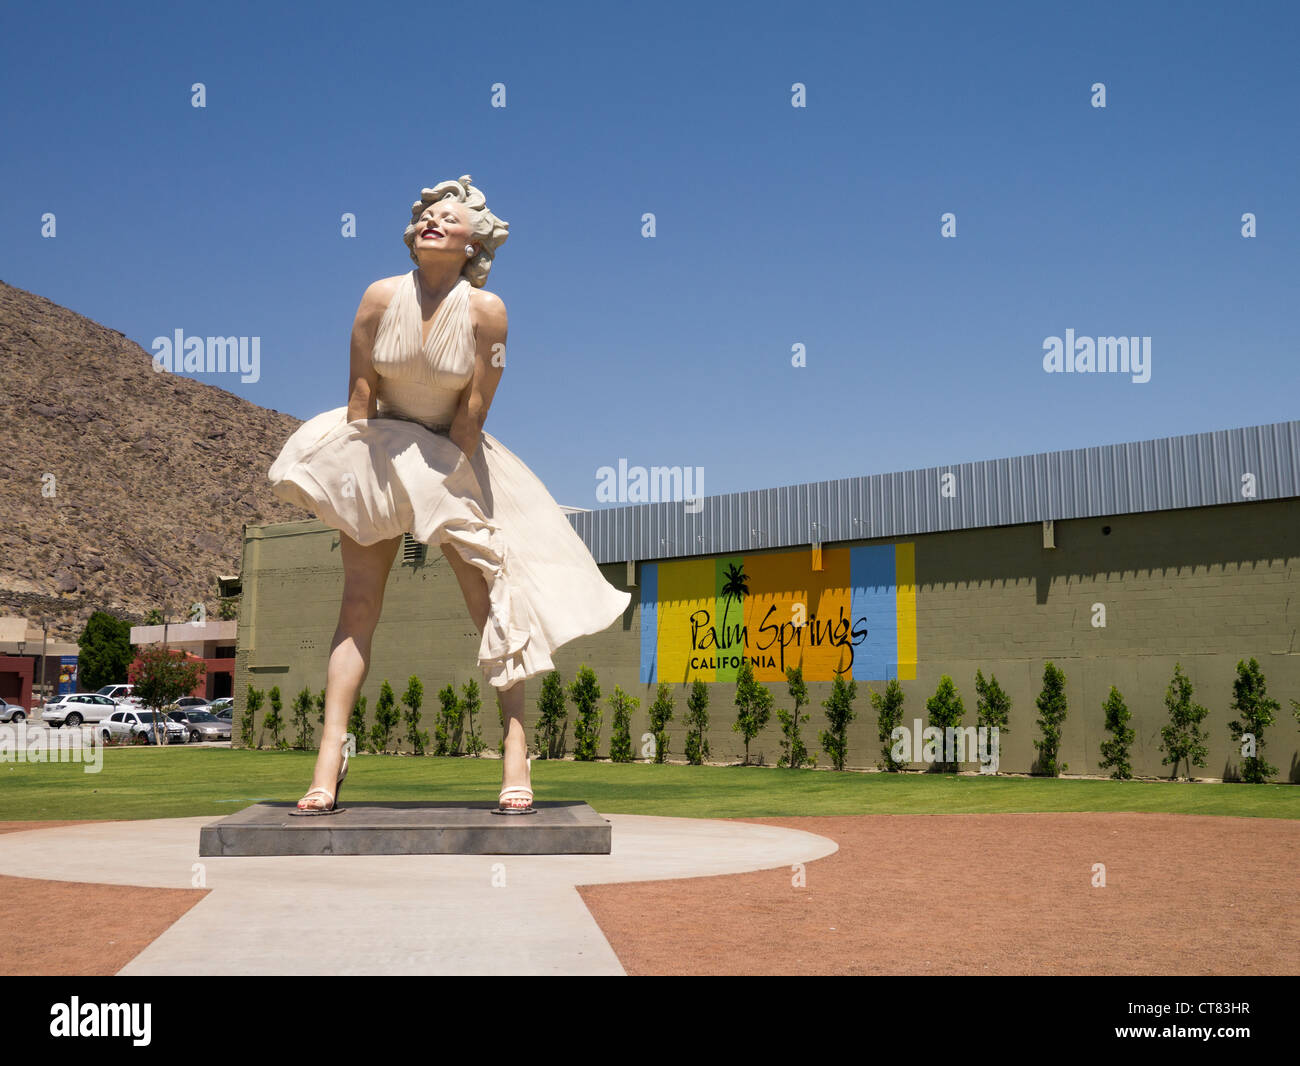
895, 542, 916, 680
657, 557, 718, 684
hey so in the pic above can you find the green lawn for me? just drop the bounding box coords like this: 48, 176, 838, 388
1, 747, 1296, 821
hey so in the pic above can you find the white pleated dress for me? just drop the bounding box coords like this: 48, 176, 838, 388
267, 270, 631, 689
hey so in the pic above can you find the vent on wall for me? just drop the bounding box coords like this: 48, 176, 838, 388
402, 533, 427, 565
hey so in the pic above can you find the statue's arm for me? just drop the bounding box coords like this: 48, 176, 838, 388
347, 280, 392, 422
450, 290, 508, 459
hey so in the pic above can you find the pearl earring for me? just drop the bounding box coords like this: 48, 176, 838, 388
465, 245, 475, 257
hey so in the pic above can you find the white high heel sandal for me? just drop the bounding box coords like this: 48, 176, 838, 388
291, 736, 350, 816
495, 755, 535, 815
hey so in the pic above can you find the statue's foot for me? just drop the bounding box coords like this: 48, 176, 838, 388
497, 756, 533, 812
293, 736, 349, 816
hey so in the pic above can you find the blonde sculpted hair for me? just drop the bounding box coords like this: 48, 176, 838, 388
403, 174, 509, 288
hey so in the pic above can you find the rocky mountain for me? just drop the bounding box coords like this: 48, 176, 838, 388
0, 278, 308, 641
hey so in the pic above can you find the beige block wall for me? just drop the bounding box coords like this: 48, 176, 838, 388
235, 498, 1300, 780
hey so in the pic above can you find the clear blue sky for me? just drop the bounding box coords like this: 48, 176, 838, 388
3, 0, 1296, 509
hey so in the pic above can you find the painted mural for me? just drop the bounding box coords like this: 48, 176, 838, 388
639, 543, 916, 684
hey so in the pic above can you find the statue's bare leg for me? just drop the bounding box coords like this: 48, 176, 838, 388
297, 532, 400, 810
440, 542, 529, 805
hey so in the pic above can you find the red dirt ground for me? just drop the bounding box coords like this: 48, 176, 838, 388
0, 821, 209, 977
578, 813, 1299, 975
0, 813, 1295, 975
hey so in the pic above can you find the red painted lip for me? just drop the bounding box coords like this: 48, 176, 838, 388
421, 229, 443, 238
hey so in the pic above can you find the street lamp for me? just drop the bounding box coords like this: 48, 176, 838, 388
38, 617, 48, 705
16, 632, 27, 710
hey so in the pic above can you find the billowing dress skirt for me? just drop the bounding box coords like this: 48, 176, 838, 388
267, 406, 631, 689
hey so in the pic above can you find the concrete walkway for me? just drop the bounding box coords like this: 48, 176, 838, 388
0, 814, 837, 975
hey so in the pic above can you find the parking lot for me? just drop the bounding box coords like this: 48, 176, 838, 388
1, 721, 231, 750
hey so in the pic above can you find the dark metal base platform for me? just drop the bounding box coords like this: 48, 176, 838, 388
198, 801, 611, 856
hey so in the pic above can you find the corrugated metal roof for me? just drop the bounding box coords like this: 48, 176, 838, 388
566, 420, 1300, 564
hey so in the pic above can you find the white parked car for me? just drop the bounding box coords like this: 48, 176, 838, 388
42, 693, 119, 727
99, 709, 188, 745
97, 683, 143, 707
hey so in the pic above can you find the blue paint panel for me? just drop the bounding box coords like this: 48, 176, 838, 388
850, 545, 896, 681
639, 563, 658, 684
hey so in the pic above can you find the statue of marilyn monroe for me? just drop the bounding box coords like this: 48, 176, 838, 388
266, 175, 631, 815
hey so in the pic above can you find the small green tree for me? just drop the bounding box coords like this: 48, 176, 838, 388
314, 688, 326, 728
1159, 663, 1208, 780
872, 678, 907, 771
776, 665, 815, 769
732, 660, 773, 765
570, 666, 602, 761
819, 673, 858, 771
684, 679, 710, 765
126, 646, 205, 746
926, 675, 965, 773
434, 683, 460, 756
368, 680, 399, 752
972, 670, 1009, 775
607, 686, 637, 762
402, 675, 428, 755
1098, 686, 1135, 780
263, 685, 286, 749
646, 683, 674, 764
1032, 662, 1068, 776
291, 686, 315, 751
1228, 658, 1279, 783
974, 669, 1011, 737
459, 678, 485, 756
348, 694, 369, 753
534, 671, 568, 759
241, 685, 261, 748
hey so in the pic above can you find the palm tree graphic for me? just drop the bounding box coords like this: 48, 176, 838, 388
719, 563, 749, 649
